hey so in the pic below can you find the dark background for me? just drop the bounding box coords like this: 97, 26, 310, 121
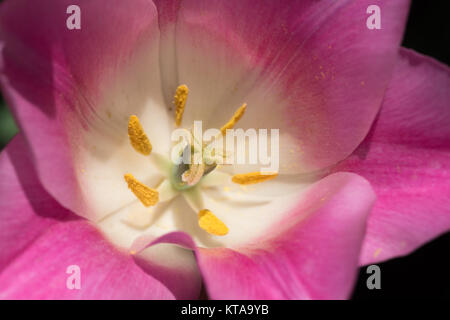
0, 0, 448, 299
352, 0, 450, 299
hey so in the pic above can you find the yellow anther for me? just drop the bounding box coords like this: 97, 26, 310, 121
198, 209, 229, 236
220, 103, 247, 135
174, 84, 189, 126
124, 173, 159, 207
231, 172, 278, 185
128, 115, 152, 155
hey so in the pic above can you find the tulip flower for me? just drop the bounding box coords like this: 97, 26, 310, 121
0, 0, 448, 299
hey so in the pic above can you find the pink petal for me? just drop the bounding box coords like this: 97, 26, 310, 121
138, 173, 376, 299
0, 136, 200, 299
0, 0, 163, 220
0, 135, 76, 271
335, 48, 450, 265
130, 235, 202, 300
154, 0, 410, 173
0, 220, 176, 299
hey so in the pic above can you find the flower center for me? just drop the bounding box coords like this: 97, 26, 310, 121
122, 85, 278, 237
170, 144, 215, 191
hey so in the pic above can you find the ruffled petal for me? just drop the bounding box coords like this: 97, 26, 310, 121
127, 234, 201, 300
137, 172, 376, 299
97, 200, 203, 299
0, 136, 200, 299
0, 220, 176, 299
335, 48, 450, 265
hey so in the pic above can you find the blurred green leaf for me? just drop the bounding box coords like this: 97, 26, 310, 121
0, 97, 18, 151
